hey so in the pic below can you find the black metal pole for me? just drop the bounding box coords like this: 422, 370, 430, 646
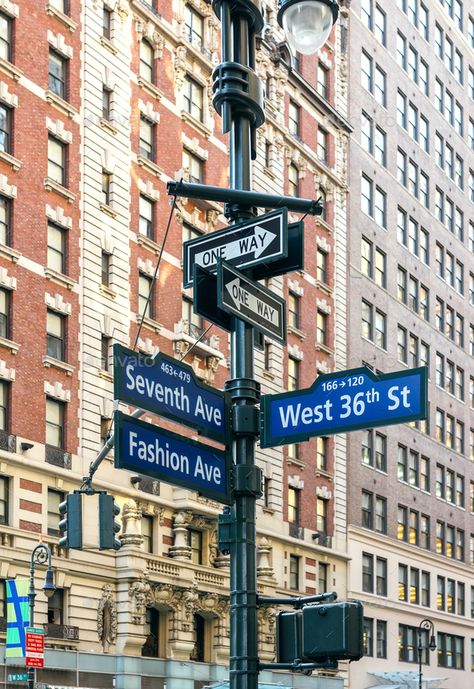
27, 558, 36, 689
418, 629, 422, 689
212, 2, 264, 688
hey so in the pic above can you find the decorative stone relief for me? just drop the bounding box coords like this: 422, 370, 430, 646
97, 584, 117, 653
44, 381, 71, 402
316, 235, 330, 252
137, 337, 159, 357
136, 20, 164, 57
173, 46, 188, 90
316, 298, 331, 314
0, 82, 17, 108
129, 571, 153, 624
139, 99, 160, 124
316, 485, 332, 500
47, 31, 73, 58
137, 178, 160, 201
287, 343, 303, 360
0, 174, 16, 198
46, 118, 72, 143
137, 256, 156, 277
289, 474, 304, 489
120, 499, 144, 547
44, 292, 71, 315
0, 360, 15, 381
0, 267, 16, 290
45, 204, 72, 229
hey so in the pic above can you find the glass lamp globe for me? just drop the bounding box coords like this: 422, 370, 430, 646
278, 0, 338, 55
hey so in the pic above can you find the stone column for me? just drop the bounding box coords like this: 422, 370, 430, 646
168, 510, 192, 559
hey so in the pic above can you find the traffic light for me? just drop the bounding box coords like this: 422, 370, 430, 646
98, 493, 121, 550
58, 492, 83, 549
276, 601, 363, 664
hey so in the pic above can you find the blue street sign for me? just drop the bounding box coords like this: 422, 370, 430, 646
114, 345, 228, 444
260, 366, 428, 448
114, 411, 232, 504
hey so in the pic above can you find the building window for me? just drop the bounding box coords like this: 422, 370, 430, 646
437, 632, 464, 669
47, 222, 66, 274
289, 554, 299, 590
102, 87, 112, 121
288, 487, 300, 524
138, 273, 154, 320
399, 625, 425, 663
46, 310, 66, 361
142, 515, 153, 554
376, 557, 387, 595
318, 562, 328, 593
288, 163, 299, 196
376, 620, 387, 658
139, 116, 155, 161
363, 617, 373, 656
47, 488, 64, 537
316, 63, 329, 99
288, 292, 300, 329
0, 12, 12, 62
288, 357, 299, 391
101, 336, 111, 372
183, 149, 203, 184
316, 436, 328, 470
316, 248, 327, 283
288, 100, 300, 137
0, 195, 10, 246
183, 75, 204, 121
48, 136, 67, 187
316, 310, 327, 346
362, 552, 374, 592
0, 288, 10, 340
316, 498, 327, 533
46, 398, 65, 449
362, 490, 373, 529
47, 588, 64, 626
139, 195, 154, 239
317, 128, 328, 163
101, 251, 111, 287
188, 529, 202, 565
0, 104, 11, 154
102, 171, 111, 206
0, 382, 8, 433
103, 6, 112, 40
0, 474, 8, 524
140, 40, 154, 82
48, 50, 67, 100
184, 4, 204, 48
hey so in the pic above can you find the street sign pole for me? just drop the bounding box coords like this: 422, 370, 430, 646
211, 3, 264, 689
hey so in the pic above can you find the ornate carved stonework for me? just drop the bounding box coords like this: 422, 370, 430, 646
97, 584, 117, 653
120, 498, 144, 546
129, 571, 153, 624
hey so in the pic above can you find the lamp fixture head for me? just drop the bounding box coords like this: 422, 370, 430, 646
278, 0, 339, 55
42, 568, 56, 599
429, 634, 437, 651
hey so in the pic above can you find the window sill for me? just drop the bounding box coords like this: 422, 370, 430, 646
100, 36, 118, 55
316, 217, 333, 234
45, 90, 78, 118
45, 4, 78, 31
137, 76, 163, 100
261, 369, 274, 381
99, 202, 118, 218
288, 325, 306, 340
44, 267, 76, 290
287, 457, 305, 468
44, 178, 76, 203
99, 284, 117, 299
0, 150, 22, 171
315, 468, 333, 480
137, 234, 161, 255
100, 118, 118, 135
0, 336, 20, 354
316, 342, 333, 355
98, 369, 113, 382
43, 355, 75, 376
264, 166, 276, 180
316, 280, 332, 295
137, 155, 164, 178
137, 314, 161, 333
0, 243, 20, 263
0, 58, 22, 81
181, 111, 211, 138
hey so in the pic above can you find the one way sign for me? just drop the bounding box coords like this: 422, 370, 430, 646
183, 208, 287, 288
218, 260, 286, 344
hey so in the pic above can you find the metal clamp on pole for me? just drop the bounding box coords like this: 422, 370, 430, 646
258, 591, 338, 608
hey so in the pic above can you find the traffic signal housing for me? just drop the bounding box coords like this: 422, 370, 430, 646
58, 492, 83, 549
276, 601, 363, 665
98, 492, 121, 550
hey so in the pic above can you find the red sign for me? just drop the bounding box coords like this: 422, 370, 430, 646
25, 627, 44, 669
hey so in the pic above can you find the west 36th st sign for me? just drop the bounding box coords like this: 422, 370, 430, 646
260, 366, 428, 448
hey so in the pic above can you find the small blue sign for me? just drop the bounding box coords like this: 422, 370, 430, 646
260, 366, 428, 448
114, 412, 232, 504
114, 345, 228, 444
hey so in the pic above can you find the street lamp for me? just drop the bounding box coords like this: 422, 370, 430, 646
28, 542, 56, 689
278, 0, 339, 54
417, 618, 436, 689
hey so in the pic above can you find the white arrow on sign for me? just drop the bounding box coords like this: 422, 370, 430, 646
225, 278, 280, 326
194, 226, 276, 268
